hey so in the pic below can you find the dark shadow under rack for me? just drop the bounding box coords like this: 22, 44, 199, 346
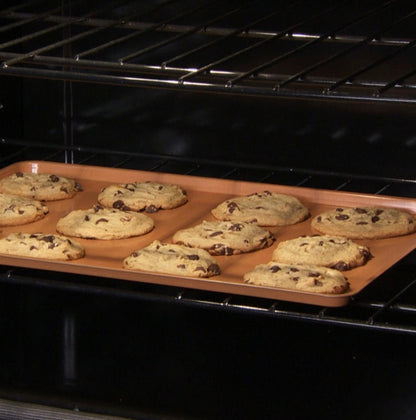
1, 0, 416, 103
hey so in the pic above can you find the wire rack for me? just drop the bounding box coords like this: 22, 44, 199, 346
1, 139, 416, 335
1, 0, 416, 103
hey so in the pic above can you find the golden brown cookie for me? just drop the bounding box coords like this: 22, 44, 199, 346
98, 181, 187, 213
243, 262, 349, 294
0, 172, 82, 201
172, 220, 275, 256
272, 235, 371, 270
123, 240, 221, 278
311, 206, 416, 239
211, 190, 309, 226
0, 193, 48, 226
56, 205, 154, 240
0, 232, 85, 260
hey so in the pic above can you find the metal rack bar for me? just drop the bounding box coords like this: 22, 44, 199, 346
274, 4, 410, 90
228, 0, 395, 86
74, 0, 180, 59
161, 3, 286, 68
1, 0, 415, 103
375, 67, 416, 96
325, 8, 416, 93
179, 1, 342, 82
118, 0, 233, 64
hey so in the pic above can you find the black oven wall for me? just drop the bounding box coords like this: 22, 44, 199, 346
2, 77, 415, 180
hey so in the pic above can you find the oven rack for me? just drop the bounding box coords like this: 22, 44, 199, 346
1, 139, 416, 335
1, 0, 416, 104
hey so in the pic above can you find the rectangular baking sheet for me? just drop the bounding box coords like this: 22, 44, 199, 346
0, 161, 415, 307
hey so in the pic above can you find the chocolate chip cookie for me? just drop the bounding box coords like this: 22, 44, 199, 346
172, 220, 275, 256
211, 190, 309, 226
56, 205, 154, 240
311, 206, 416, 239
272, 235, 371, 270
0, 172, 82, 201
0, 232, 85, 260
123, 240, 221, 278
0, 193, 49, 226
98, 181, 187, 213
243, 262, 349, 294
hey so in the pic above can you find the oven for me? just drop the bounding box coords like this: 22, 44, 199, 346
1, 1, 416, 419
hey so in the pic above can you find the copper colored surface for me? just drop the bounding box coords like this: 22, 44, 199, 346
0, 161, 415, 307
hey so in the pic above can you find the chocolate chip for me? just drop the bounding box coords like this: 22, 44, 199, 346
145, 205, 158, 213
177, 264, 186, 269
270, 265, 281, 273
355, 208, 367, 214
356, 221, 368, 225
335, 214, 350, 220
208, 264, 221, 275
308, 272, 320, 277
360, 248, 373, 260
113, 200, 125, 209
371, 216, 380, 223
314, 279, 323, 286
336, 208, 344, 212
227, 202, 239, 213
93, 204, 104, 212
95, 218, 108, 224
211, 244, 233, 255
228, 223, 243, 231
49, 174, 60, 182
209, 231, 223, 237
333, 261, 349, 271
187, 254, 200, 260
40, 235, 55, 243
316, 216, 322, 222
84, 215, 90, 221
113, 200, 131, 211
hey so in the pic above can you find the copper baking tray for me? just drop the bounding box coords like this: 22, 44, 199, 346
0, 161, 415, 307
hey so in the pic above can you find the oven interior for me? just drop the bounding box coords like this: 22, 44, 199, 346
1, 1, 416, 419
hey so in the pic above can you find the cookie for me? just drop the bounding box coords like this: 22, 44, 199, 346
56, 205, 154, 240
123, 240, 221, 278
0, 172, 82, 201
272, 235, 371, 270
311, 206, 416, 239
211, 190, 309, 226
0, 232, 85, 260
172, 220, 275, 256
98, 181, 187, 213
243, 262, 349, 294
0, 193, 49, 226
